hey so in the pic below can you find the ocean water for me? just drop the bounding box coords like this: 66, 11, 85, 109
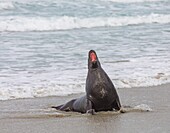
0, 0, 170, 100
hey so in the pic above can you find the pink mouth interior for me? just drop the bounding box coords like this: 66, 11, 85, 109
90, 52, 97, 62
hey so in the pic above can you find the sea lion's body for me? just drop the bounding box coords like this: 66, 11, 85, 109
52, 50, 121, 114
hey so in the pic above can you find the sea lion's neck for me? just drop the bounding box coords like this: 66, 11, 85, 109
88, 68, 105, 83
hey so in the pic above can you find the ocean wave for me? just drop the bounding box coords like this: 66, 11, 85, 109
0, 0, 167, 11
104, 0, 166, 3
0, 14, 170, 32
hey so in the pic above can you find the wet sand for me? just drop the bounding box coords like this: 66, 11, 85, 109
0, 84, 170, 133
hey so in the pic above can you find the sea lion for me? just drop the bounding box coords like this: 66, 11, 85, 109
52, 50, 121, 114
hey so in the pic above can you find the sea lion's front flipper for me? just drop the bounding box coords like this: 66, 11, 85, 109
86, 99, 95, 115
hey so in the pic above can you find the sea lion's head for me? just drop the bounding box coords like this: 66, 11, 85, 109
88, 50, 101, 69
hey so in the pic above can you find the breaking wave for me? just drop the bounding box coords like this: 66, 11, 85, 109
0, 14, 170, 32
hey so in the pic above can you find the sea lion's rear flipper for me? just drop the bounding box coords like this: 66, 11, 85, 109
51, 105, 63, 110
52, 99, 77, 112
112, 99, 121, 111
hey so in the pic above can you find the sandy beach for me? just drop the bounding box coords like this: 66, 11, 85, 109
0, 83, 170, 133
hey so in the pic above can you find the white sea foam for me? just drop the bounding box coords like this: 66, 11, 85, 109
121, 104, 152, 112
0, 71, 170, 100
105, 56, 170, 88
0, 1, 14, 10
0, 14, 170, 32
114, 74, 170, 88
0, 83, 85, 100
134, 104, 152, 111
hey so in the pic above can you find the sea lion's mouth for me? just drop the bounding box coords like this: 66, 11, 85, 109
90, 52, 98, 69
90, 52, 97, 62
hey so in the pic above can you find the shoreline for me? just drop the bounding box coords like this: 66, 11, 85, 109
0, 83, 170, 133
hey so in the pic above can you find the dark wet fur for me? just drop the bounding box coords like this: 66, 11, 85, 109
52, 50, 121, 114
